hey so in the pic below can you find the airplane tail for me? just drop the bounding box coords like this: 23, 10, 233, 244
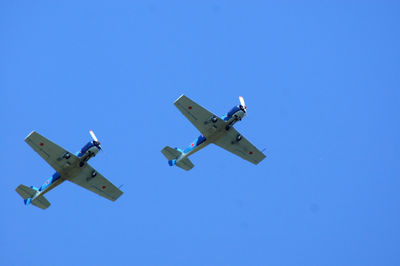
161, 146, 194, 171
16, 184, 51, 210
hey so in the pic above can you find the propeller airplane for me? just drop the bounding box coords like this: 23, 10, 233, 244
16, 131, 123, 209
162, 95, 266, 170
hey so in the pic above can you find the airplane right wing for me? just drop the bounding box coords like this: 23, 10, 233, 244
174, 95, 225, 136
213, 127, 266, 165
25, 131, 79, 173
69, 164, 123, 202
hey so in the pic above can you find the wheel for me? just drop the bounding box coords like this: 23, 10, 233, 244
79, 162, 84, 167
64, 153, 71, 159
225, 125, 230, 131
211, 117, 218, 123
91, 171, 97, 177
236, 135, 242, 141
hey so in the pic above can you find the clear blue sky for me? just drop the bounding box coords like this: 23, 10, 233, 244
1, 1, 400, 265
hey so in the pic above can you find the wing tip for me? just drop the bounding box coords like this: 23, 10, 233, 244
174, 94, 187, 104
111, 191, 124, 202
25, 130, 38, 141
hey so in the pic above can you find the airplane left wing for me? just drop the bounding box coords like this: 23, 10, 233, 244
213, 127, 266, 165
25, 131, 79, 173
174, 95, 225, 136
68, 164, 123, 201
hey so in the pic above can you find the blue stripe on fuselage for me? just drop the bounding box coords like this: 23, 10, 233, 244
222, 105, 241, 121
37, 141, 97, 192
183, 135, 207, 154
39, 172, 61, 191
76, 141, 95, 157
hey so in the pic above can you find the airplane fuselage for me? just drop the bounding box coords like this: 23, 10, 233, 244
175, 105, 246, 164
30, 141, 101, 201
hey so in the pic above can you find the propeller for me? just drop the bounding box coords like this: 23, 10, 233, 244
89, 130, 102, 150
239, 96, 247, 115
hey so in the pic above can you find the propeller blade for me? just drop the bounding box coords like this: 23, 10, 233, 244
239, 96, 246, 110
89, 130, 99, 142
239, 96, 248, 117
89, 130, 103, 151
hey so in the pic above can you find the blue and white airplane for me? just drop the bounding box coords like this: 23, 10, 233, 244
16, 131, 123, 209
162, 95, 266, 170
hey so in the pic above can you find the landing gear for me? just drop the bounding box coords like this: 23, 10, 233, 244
79, 153, 93, 167
226, 117, 240, 131
86, 171, 97, 181
231, 134, 242, 144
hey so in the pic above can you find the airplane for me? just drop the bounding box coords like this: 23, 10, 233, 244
16, 131, 123, 209
161, 95, 266, 170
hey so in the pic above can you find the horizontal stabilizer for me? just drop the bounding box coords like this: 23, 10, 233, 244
32, 195, 51, 210
161, 146, 194, 170
176, 158, 194, 171
16, 184, 37, 200
16, 184, 51, 210
161, 146, 181, 161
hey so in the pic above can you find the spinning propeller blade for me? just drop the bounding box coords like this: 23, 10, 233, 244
239, 96, 247, 114
89, 130, 102, 150
89, 130, 99, 142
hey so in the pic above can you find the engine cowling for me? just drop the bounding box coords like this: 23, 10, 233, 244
87, 145, 100, 157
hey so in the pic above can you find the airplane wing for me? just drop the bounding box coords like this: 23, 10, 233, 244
68, 164, 123, 201
174, 95, 225, 136
213, 127, 266, 165
25, 131, 79, 173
